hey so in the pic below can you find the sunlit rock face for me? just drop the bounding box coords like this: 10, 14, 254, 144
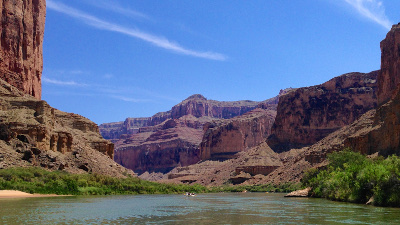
108, 94, 285, 174
268, 71, 378, 152
0, 0, 46, 100
378, 23, 400, 105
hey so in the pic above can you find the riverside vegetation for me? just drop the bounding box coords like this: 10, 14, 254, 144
302, 149, 400, 207
0, 167, 207, 195
0, 167, 298, 195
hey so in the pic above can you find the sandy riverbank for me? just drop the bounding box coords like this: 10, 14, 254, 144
0, 190, 71, 198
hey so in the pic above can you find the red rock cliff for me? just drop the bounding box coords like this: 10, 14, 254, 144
109, 94, 274, 173
0, 0, 46, 100
378, 23, 400, 105
268, 71, 378, 152
200, 108, 276, 160
343, 24, 400, 156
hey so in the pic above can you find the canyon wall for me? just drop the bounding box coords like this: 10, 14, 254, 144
0, 0, 46, 100
169, 94, 259, 119
200, 109, 276, 160
113, 115, 208, 173
343, 24, 400, 156
99, 118, 150, 141
0, 77, 133, 177
99, 94, 261, 140
110, 94, 283, 173
378, 23, 400, 105
0, 0, 134, 177
268, 71, 378, 152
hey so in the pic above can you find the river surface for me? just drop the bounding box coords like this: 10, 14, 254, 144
1, 192, 400, 224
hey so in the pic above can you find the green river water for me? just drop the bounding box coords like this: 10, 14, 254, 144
1, 193, 399, 224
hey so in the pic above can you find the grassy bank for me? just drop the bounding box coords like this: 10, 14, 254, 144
302, 149, 400, 207
0, 167, 300, 196
0, 167, 207, 195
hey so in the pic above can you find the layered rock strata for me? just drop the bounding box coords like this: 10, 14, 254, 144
0, 77, 133, 177
0, 0, 46, 100
99, 94, 262, 140
110, 94, 283, 174
114, 115, 211, 173
377, 23, 400, 105
268, 71, 378, 152
200, 108, 276, 160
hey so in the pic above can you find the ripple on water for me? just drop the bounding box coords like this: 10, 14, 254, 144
1, 193, 400, 224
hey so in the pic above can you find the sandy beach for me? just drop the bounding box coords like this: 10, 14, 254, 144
0, 190, 70, 198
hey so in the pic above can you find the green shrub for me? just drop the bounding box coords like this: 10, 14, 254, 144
302, 149, 400, 207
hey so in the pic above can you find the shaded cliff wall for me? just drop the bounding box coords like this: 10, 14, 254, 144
268, 71, 378, 152
0, 0, 46, 99
344, 24, 400, 156
200, 108, 276, 160
378, 23, 400, 105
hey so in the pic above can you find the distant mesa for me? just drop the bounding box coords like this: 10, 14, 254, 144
185, 94, 207, 101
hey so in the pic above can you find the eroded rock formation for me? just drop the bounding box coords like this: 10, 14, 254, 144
114, 115, 209, 173
0, 0, 46, 100
268, 71, 378, 152
0, 74, 133, 177
378, 23, 400, 105
200, 108, 276, 160
99, 94, 262, 140
109, 94, 283, 174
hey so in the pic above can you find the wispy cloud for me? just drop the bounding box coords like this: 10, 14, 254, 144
343, 0, 392, 30
43, 74, 178, 103
91, 0, 150, 20
47, 0, 227, 61
109, 95, 150, 103
42, 77, 87, 87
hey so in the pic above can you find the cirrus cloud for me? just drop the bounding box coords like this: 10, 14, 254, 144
47, 0, 227, 61
343, 0, 392, 30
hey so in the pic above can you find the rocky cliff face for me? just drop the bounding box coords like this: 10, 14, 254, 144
0, 77, 133, 177
0, 0, 46, 100
200, 108, 276, 160
170, 94, 260, 119
378, 23, 400, 105
99, 94, 261, 140
114, 115, 211, 173
99, 117, 150, 141
109, 94, 283, 173
0, 0, 133, 177
268, 71, 378, 152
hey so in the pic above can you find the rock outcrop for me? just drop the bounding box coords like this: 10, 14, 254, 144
378, 23, 400, 105
99, 94, 262, 140
285, 187, 311, 197
0, 77, 133, 177
268, 71, 378, 152
99, 118, 150, 141
109, 94, 284, 174
0, 0, 46, 100
165, 142, 282, 186
199, 90, 293, 161
114, 115, 208, 173
200, 108, 276, 160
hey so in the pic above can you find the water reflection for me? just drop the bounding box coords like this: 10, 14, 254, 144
0, 193, 399, 224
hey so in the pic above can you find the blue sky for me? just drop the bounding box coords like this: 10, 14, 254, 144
43, 0, 400, 125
